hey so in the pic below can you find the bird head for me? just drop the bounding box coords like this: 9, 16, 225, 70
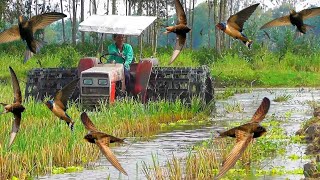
289, 10, 296, 15
84, 134, 96, 143
256, 126, 267, 136
216, 23, 226, 30
18, 15, 27, 23
45, 100, 54, 110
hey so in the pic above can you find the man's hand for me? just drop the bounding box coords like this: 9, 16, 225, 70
118, 52, 126, 60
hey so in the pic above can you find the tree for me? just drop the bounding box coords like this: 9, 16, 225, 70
60, 0, 66, 42
71, 0, 77, 45
112, 0, 117, 14
80, 0, 84, 43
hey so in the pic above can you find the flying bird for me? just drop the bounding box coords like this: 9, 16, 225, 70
45, 78, 79, 131
260, 7, 320, 34
216, 3, 260, 49
165, 0, 191, 65
0, 67, 25, 147
0, 12, 67, 62
214, 97, 270, 180
80, 112, 127, 175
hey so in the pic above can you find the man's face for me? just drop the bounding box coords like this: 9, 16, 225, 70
115, 34, 125, 44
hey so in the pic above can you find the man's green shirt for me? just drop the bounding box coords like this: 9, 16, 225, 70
107, 43, 134, 70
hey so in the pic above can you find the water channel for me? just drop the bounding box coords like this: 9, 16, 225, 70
40, 88, 319, 179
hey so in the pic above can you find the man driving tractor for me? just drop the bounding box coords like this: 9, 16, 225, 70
107, 34, 134, 92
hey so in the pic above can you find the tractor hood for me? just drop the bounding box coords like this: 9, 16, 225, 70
79, 15, 157, 36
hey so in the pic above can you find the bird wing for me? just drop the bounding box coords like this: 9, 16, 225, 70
96, 138, 128, 175
9, 67, 22, 104
80, 112, 98, 132
169, 33, 186, 65
250, 97, 270, 123
29, 12, 67, 33
9, 113, 22, 147
227, 3, 260, 31
215, 130, 253, 179
175, 0, 187, 25
0, 26, 21, 43
260, 15, 291, 29
54, 78, 79, 110
300, 7, 320, 20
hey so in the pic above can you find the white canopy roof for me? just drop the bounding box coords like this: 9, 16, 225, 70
79, 15, 157, 36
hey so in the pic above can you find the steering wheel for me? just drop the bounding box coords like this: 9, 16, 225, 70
99, 52, 126, 64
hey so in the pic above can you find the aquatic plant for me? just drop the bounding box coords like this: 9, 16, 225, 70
215, 87, 251, 100
273, 93, 293, 102
223, 101, 244, 113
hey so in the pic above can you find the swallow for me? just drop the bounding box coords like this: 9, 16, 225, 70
215, 97, 270, 180
80, 112, 127, 175
165, 0, 191, 65
216, 3, 260, 49
45, 78, 79, 131
0, 12, 67, 62
0, 67, 25, 147
260, 7, 320, 34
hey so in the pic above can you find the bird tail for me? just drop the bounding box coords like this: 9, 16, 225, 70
216, 130, 225, 137
67, 121, 75, 131
24, 49, 34, 63
32, 39, 45, 53
301, 24, 315, 34
0, 103, 7, 106
0, 103, 8, 114
244, 40, 253, 49
24, 39, 44, 63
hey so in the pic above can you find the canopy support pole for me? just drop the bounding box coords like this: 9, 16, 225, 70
139, 33, 143, 62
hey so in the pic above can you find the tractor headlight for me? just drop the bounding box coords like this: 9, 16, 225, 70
98, 79, 108, 86
83, 79, 93, 85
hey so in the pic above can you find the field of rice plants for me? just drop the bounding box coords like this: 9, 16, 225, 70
1, 38, 320, 179
0, 92, 206, 179
0, 46, 209, 179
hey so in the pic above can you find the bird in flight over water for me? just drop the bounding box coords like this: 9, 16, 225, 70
214, 97, 270, 180
80, 112, 128, 175
216, 3, 260, 49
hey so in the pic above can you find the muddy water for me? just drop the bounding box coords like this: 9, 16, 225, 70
40, 88, 318, 180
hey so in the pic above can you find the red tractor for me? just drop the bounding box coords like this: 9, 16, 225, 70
25, 15, 214, 108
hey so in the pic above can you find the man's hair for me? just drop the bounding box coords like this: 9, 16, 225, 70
113, 34, 124, 39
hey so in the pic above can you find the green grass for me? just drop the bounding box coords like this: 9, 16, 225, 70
210, 50, 320, 87
2, 41, 320, 88
0, 89, 206, 179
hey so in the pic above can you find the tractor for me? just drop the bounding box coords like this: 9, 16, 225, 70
25, 15, 214, 108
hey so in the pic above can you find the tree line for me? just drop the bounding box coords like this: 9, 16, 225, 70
1, 0, 319, 54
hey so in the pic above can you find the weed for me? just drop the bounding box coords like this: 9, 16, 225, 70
223, 101, 244, 113
273, 93, 293, 102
